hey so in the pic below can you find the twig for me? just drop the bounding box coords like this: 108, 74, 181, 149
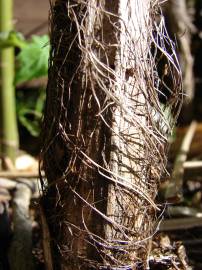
184, 160, 202, 169
177, 244, 192, 270
164, 121, 197, 201
0, 170, 43, 179
8, 183, 35, 270
0, 177, 41, 198
184, 160, 202, 181
167, 206, 202, 218
40, 205, 53, 270
160, 217, 202, 231
0, 178, 17, 189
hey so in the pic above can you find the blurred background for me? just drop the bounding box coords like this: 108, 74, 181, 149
13, 0, 49, 156
14, 0, 48, 36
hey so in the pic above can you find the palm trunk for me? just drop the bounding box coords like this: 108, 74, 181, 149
41, 1, 181, 269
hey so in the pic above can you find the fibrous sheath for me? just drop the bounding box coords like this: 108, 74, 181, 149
41, 0, 182, 269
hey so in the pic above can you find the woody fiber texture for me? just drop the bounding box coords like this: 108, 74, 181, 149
40, 0, 182, 269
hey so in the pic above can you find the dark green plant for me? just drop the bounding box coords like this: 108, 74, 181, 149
16, 88, 46, 137
0, 31, 50, 138
0, 31, 50, 84
15, 34, 49, 137
15, 34, 49, 85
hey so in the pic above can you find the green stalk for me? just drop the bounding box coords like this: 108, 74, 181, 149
0, 0, 19, 164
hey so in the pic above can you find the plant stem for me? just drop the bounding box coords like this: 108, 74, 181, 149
0, 0, 19, 164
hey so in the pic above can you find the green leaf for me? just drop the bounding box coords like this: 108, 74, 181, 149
18, 108, 42, 137
35, 88, 46, 114
0, 30, 26, 49
16, 88, 45, 137
15, 35, 50, 85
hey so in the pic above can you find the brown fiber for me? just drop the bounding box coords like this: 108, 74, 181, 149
40, 1, 182, 269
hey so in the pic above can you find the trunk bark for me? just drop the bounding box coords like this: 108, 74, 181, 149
105, 1, 156, 266
41, 0, 181, 269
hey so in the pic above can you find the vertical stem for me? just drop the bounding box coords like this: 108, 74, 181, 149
0, 0, 19, 163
